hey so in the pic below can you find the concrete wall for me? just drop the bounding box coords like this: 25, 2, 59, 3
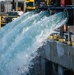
40, 40, 74, 71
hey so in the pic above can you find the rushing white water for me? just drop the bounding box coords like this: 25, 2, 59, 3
0, 11, 37, 39
0, 11, 67, 75
0, 11, 49, 53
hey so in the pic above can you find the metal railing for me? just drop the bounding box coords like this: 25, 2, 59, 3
0, 15, 19, 28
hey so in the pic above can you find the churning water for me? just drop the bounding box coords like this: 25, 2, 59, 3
0, 11, 67, 75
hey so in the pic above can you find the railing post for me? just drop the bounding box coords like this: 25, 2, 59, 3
0, 16, 1, 29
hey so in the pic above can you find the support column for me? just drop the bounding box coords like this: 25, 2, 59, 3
24, 0, 26, 12
58, 65, 64, 75
60, 26, 64, 38
41, 58, 46, 75
68, 32, 72, 41
45, 60, 52, 75
15, 0, 18, 11
52, 63, 58, 75
64, 69, 74, 75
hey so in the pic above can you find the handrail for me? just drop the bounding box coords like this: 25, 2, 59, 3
0, 15, 19, 29
1, 23, 7, 24
0, 16, 1, 29
1, 16, 19, 18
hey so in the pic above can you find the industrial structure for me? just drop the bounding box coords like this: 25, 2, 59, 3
34, 0, 74, 75
0, 0, 74, 75
0, 0, 26, 14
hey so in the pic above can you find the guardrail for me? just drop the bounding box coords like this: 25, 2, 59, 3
48, 32, 74, 46
0, 16, 19, 28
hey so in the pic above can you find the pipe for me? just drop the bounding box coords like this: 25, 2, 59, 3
39, 6, 74, 10
48, 6, 74, 10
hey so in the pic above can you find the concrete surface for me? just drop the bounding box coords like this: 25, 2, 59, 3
40, 40, 74, 71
